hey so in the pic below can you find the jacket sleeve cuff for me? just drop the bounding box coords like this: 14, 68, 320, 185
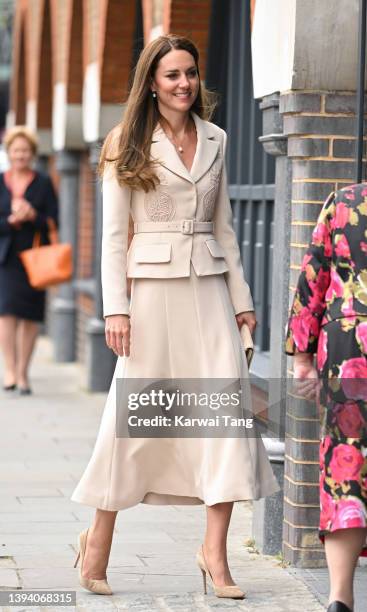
284, 314, 320, 355
103, 300, 131, 318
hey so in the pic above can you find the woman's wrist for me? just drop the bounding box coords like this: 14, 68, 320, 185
294, 351, 314, 363
27, 207, 37, 222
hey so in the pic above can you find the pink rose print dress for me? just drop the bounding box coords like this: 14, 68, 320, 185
285, 183, 367, 556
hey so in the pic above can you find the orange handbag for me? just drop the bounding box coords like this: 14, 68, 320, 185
19, 219, 73, 290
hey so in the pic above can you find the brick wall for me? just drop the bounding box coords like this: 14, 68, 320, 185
10, 1, 27, 124
75, 153, 95, 364
169, 0, 211, 79
38, 0, 52, 128
26, 0, 43, 103
16, 25, 26, 124
50, 0, 71, 84
83, 0, 101, 70
77, 152, 95, 279
282, 92, 357, 309
281, 90, 358, 567
100, 0, 137, 103
68, 0, 83, 104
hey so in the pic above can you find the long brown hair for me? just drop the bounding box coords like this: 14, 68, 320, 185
98, 34, 216, 192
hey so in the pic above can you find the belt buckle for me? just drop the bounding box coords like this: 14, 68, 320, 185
181, 219, 194, 235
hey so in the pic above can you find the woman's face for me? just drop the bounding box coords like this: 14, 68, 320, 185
7, 136, 34, 171
151, 49, 200, 114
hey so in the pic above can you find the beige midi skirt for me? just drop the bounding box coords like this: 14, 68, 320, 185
71, 266, 279, 510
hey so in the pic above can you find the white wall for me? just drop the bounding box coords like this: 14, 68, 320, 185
252, 0, 360, 99
251, 0, 296, 99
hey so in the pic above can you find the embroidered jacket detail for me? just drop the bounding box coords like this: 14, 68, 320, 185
144, 190, 176, 221
202, 159, 223, 221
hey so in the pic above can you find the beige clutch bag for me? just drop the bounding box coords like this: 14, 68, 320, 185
240, 323, 254, 367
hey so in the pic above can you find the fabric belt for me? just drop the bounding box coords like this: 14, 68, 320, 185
133, 220, 214, 235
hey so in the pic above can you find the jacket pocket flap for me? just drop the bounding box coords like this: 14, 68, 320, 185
134, 243, 172, 263
205, 239, 226, 258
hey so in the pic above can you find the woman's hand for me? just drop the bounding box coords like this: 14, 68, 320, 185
7, 213, 22, 229
293, 352, 319, 401
8, 198, 37, 226
235, 311, 257, 335
105, 314, 131, 357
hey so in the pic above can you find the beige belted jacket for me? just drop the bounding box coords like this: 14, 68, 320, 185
101, 112, 254, 317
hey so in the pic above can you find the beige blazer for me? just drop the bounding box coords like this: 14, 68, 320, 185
101, 112, 254, 317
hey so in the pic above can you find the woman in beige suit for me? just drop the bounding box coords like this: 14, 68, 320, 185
71, 34, 279, 599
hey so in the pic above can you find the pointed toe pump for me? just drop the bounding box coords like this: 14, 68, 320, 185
3, 383, 16, 391
327, 602, 353, 612
74, 529, 113, 596
196, 545, 246, 599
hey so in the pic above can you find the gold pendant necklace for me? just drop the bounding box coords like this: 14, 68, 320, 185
166, 119, 195, 155
169, 132, 185, 154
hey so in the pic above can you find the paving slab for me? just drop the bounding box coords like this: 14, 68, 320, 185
0, 568, 20, 588
288, 566, 367, 611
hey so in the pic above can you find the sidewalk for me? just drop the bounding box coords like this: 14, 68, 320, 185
0, 336, 334, 611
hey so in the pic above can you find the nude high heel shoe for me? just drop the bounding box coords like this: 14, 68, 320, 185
196, 544, 246, 599
73, 528, 113, 595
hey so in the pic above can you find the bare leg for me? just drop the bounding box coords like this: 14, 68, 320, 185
0, 315, 18, 386
16, 319, 39, 388
82, 510, 118, 580
325, 527, 367, 610
203, 501, 236, 586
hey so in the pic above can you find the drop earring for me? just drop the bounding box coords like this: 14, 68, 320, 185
152, 91, 157, 99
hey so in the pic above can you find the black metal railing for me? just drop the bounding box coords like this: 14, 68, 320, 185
206, 0, 275, 371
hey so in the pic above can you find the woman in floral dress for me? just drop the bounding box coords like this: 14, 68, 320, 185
285, 183, 367, 612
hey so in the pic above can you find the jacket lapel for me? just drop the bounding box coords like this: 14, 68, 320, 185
151, 126, 193, 184
150, 112, 220, 184
189, 113, 220, 183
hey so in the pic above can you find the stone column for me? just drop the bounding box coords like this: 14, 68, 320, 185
280, 90, 356, 567
84, 142, 116, 392
50, 150, 80, 362
252, 93, 291, 555
35, 154, 51, 337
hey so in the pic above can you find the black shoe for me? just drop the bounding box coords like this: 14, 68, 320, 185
327, 602, 352, 612
3, 383, 17, 391
19, 387, 32, 396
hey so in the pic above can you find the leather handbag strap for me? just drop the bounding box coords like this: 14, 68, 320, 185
32, 218, 59, 249
46, 218, 59, 244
